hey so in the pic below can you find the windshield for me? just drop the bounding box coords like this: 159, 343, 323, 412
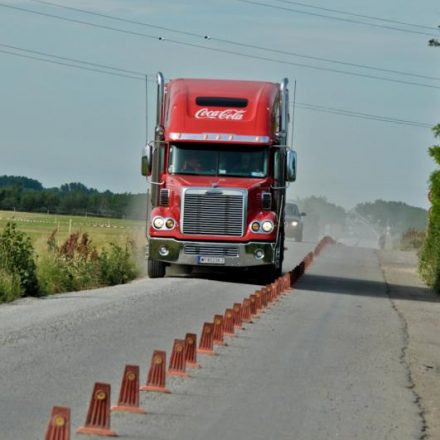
168, 143, 268, 178
285, 204, 300, 217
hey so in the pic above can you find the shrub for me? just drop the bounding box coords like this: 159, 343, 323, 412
98, 241, 138, 285
400, 228, 425, 251
39, 231, 101, 293
419, 124, 440, 293
38, 231, 139, 295
0, 269, 22, 303
0, 222, 39, 298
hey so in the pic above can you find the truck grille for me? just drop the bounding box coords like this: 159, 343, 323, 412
182, 189, 245, 236
183, 244, 239, 257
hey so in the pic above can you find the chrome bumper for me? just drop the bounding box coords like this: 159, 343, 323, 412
148, 238, 275, 267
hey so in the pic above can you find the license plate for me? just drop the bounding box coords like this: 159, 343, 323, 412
197, 256, 225, 265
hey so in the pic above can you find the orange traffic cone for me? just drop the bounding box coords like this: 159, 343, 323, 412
273, 281, 280, 299
213, 315, 224, 345
111, 365, 145, 414
249, 295, 257, 316
140, 351, 171, 393
255, 291, 263, 312
198, 322, 215, 355
45, 406, 70, 440
76, 383, 117, 437
305, 252, 314, 269
224, 309, 235, 336
168, 339, 188, 377
261, 288, 268, 308
242, 298, 251, 322
184, 333, 199, 368
233, 303, 242, 328
265, 285, 274, 303
276, 280, 282, 296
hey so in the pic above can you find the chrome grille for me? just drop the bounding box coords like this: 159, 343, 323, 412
182, 188, 245, 236
183, 244, 239, 257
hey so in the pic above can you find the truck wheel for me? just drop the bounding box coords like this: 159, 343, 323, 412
148, 259, 166, 278
258, 265, 277, 284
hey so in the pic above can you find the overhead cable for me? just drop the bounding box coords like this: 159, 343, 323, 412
0, 2, 439, 90
236, 0, 440, 37
25, 0, 440, 82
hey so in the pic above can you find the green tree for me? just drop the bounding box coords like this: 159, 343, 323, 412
354, 200, 427, 236
296, 196, 346, 239
419, 125, 440, 292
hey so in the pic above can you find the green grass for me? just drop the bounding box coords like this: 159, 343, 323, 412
0, 211, 147, 302
0, 210, 146, 255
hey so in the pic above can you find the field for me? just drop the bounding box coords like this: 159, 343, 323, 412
0, 210, 146, 255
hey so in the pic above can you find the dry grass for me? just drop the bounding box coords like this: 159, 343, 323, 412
0, 210, 146, 256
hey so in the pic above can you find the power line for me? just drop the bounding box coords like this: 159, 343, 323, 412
273, 0, 440, 32
236, 0, 439, 37
1, 2, 439, 90
163, 40, 440, 90
0, 48, 145, 80
0, 43, 433, 130
0, 42, 147, 78
28, 0, 202, 38
294, 102, 432, 128
24, 0, 440, 82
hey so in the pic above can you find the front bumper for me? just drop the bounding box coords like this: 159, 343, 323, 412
148, 238, 275, 267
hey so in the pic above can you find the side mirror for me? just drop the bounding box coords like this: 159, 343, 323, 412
286, 149, 297, 182
141, 143, 152, 176
300, 212, 306, 217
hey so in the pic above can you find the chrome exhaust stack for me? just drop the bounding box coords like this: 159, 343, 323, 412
155, 72, 165, 133
151, 72, 165, 207
279, 78, 289, 146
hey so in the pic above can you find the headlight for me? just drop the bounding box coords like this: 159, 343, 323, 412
251, 221, 260, 232
261, 220, 274, 233
165, 218, 175, 229
291, 221, 299, 227
152, 216, 164, 229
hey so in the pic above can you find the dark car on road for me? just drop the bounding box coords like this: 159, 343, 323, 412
285, 203, 306, 241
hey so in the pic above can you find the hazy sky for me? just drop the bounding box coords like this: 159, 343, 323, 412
0, 0, 439, 209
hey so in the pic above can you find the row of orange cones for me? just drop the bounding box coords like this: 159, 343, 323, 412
44, 236, 335, 439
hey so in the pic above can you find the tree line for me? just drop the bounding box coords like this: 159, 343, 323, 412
0, 176, 147, 219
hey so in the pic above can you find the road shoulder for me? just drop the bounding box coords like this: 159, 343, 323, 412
380, 250, 440, 440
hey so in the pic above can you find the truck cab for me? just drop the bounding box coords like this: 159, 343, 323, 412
142, 73, 297, 281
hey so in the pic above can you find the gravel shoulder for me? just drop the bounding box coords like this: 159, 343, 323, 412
379, 250, 440, 440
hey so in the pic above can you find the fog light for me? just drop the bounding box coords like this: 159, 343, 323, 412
255, 249, 264, 260
159, 246, 169, 256
251, 221, 260, 232
291, 221, 298, 227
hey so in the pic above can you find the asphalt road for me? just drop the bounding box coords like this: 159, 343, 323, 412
0, 240, 423, 439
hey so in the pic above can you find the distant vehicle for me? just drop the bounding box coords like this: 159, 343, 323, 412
285, 203, 305, 241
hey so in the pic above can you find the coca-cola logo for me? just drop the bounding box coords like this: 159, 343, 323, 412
195, 108, 246, 120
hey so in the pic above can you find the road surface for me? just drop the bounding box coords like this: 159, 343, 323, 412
0, 240, 424, 439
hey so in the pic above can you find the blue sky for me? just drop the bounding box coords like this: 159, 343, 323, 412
0, 0, 439, 208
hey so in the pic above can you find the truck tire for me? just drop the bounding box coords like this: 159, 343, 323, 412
148, 259, 166, 278
276, 231, 285, 276
258, 265, 277, 285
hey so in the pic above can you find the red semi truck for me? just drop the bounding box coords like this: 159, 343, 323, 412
141, 73, 296, 281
